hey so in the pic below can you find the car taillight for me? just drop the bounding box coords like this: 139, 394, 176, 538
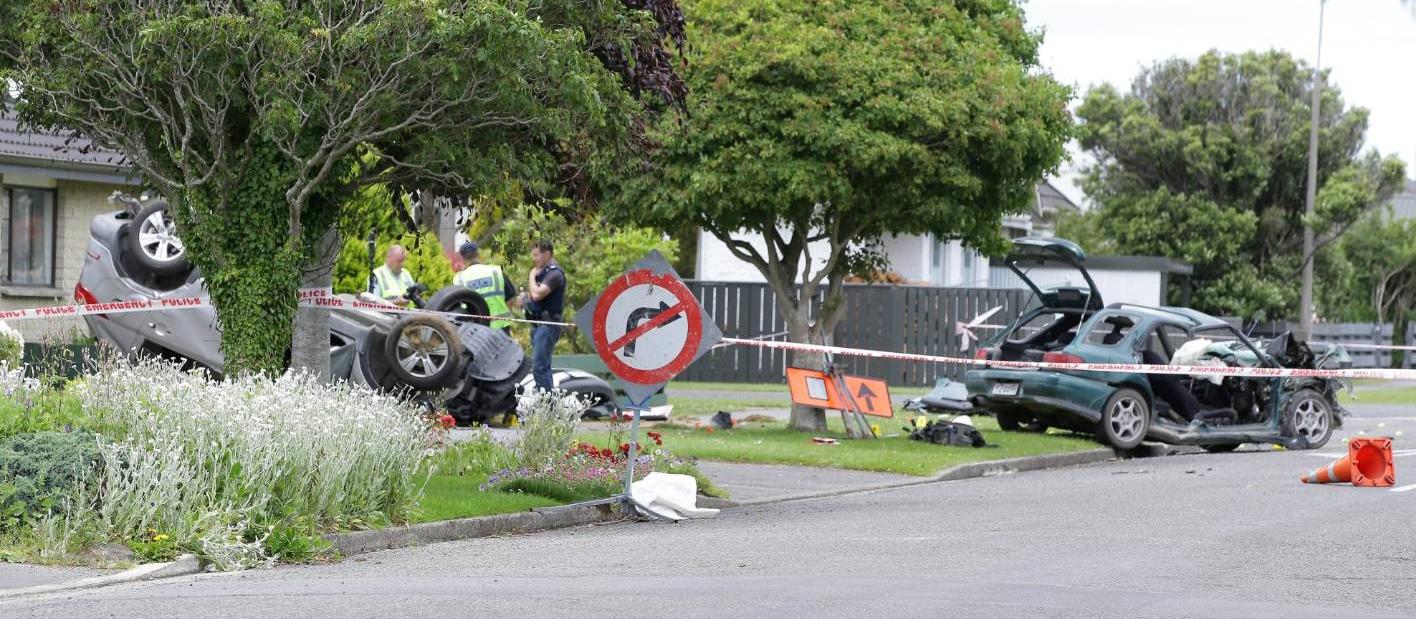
1042, 351, 1084, 365
974, 348, 992, 360
74, 282, 108, 320
74, 282, 97, 305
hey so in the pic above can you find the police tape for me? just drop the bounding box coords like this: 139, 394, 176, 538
717, 337, 1416, 382
7, 291, 1415, 380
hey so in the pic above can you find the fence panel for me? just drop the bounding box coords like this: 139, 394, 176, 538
680, 281, 1027, 387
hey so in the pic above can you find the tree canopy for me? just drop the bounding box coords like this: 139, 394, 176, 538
616, 0, 1072, 430
1061, 50, 1407, 319
0, 0, 685, 375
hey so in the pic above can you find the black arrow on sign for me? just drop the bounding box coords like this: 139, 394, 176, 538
855, 382, 878, 411
622, 301, 683, 358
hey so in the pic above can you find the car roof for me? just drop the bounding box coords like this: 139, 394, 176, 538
1101, 303, 1228, 329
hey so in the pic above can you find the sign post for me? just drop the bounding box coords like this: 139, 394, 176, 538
573, 250, 722, 517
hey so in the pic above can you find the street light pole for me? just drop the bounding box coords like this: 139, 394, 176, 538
1299, 0, 1326, 341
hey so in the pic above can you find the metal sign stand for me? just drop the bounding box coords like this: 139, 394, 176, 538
824, 352, 875, 439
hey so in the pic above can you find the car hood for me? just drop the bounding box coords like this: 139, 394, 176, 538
1005, 237, 1102, 310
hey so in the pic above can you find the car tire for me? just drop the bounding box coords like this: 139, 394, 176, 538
426, 286, 491, 326
125, 200, 191, 276
1202, 443, 1241, 454
384, 315, 463, 390
1280, 388, 1334, 450
1097, 388, 1150, 450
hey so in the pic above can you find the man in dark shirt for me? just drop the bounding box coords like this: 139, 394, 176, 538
524, 239, 565, 392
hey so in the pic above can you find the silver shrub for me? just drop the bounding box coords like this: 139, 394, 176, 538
514, 389, 590, 471
76, 360, 430, 562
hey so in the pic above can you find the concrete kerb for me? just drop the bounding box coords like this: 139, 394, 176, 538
322, 503, 624, 557
0, 554, 202, 600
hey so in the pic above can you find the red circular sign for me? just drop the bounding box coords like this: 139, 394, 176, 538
591, 269, 704, 385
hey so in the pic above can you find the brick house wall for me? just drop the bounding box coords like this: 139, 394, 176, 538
0, 175, 130, 341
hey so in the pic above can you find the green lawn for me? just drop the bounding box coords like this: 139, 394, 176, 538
413, 474, 562, 523
1340, 386, 1416, 406
581, 416, 1098, 477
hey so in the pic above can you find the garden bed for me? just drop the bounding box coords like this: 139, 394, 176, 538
0, 352, 721, 569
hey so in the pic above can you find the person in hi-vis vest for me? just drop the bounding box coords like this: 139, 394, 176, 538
373, 245, 418, 307
452, 241, 517, 332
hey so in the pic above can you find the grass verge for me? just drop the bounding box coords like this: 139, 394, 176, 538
581, 416, 1098, 476
1340, 386, 1416, 406
413, 474, 562, 523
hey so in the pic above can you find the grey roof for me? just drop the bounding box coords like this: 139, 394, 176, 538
0, 112, 130, 169
1034, 180, 1079, 216
1389, 179, 1416, 221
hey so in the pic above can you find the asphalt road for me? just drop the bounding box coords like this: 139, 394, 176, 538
5, 407, 1415, 618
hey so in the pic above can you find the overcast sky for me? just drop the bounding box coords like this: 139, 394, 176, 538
1023, 0, 1416, 207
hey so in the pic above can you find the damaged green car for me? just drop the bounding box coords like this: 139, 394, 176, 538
965, 237, 1349, 451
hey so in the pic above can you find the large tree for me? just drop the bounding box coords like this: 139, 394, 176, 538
0, 0, 685, 376
1063, 50, 1406, 319
1332, 213, 1416, 367
617, 0, 1071, 431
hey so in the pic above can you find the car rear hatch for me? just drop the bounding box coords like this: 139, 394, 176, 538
1005, 237, 1102, 311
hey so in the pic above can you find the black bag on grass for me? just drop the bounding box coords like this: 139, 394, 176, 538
908, 419, 986, 448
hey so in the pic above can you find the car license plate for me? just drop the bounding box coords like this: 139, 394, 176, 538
991, 382, 1020, 397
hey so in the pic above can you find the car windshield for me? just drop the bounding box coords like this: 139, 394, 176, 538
1082, 314, 1138, 347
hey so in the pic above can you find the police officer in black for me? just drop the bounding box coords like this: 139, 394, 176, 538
523, 239, 566, 392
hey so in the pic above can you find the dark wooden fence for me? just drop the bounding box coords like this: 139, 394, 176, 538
680, 281, 1029, 387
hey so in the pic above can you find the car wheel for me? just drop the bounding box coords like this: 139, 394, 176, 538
1281, 389, 1334, 450
1097, 388, 1150, 450
425, 287, 491, 326
1202, 443, 1241, 454
384, 315, 463, 390
126, 200, 190, 276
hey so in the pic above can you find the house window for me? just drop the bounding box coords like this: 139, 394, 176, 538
7, 186, 57, 286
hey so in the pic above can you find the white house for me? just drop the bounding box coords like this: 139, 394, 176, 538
696, 180, 1193, 306
697, 181, 1071, 287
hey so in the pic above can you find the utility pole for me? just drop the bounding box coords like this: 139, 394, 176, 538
1298, 0, 1326, 341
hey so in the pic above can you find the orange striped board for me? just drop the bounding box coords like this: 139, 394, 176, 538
785, 367, 893, 418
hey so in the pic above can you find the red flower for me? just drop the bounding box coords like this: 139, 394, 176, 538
438, 414, 455, 429
618, 442, 630, 454
647, 431, 663, 446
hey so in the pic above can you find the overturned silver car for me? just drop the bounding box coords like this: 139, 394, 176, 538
75, 194, 617, 425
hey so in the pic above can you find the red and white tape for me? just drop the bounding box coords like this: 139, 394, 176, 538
7, 290, 1413, 380
719, 337, 1416, 382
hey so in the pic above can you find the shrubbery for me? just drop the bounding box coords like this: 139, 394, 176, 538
44, 361, 435, 567
0, 431, 100, 533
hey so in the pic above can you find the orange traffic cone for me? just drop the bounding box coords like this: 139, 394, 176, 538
1302, 454, 1351, 484
1349, 437, 1395, 487
1301, 437, 1395, 486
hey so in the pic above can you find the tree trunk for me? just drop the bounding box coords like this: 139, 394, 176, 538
786, 307, 827, 432
290, 228, 340, 381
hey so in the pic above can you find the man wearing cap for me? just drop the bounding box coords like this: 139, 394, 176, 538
372, 245, 418, 307
452, 241, 516, 333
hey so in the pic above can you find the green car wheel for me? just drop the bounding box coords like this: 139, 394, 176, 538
1097, 388, 1150, 450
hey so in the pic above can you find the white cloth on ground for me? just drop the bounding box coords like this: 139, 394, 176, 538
630, 472, 720, 521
